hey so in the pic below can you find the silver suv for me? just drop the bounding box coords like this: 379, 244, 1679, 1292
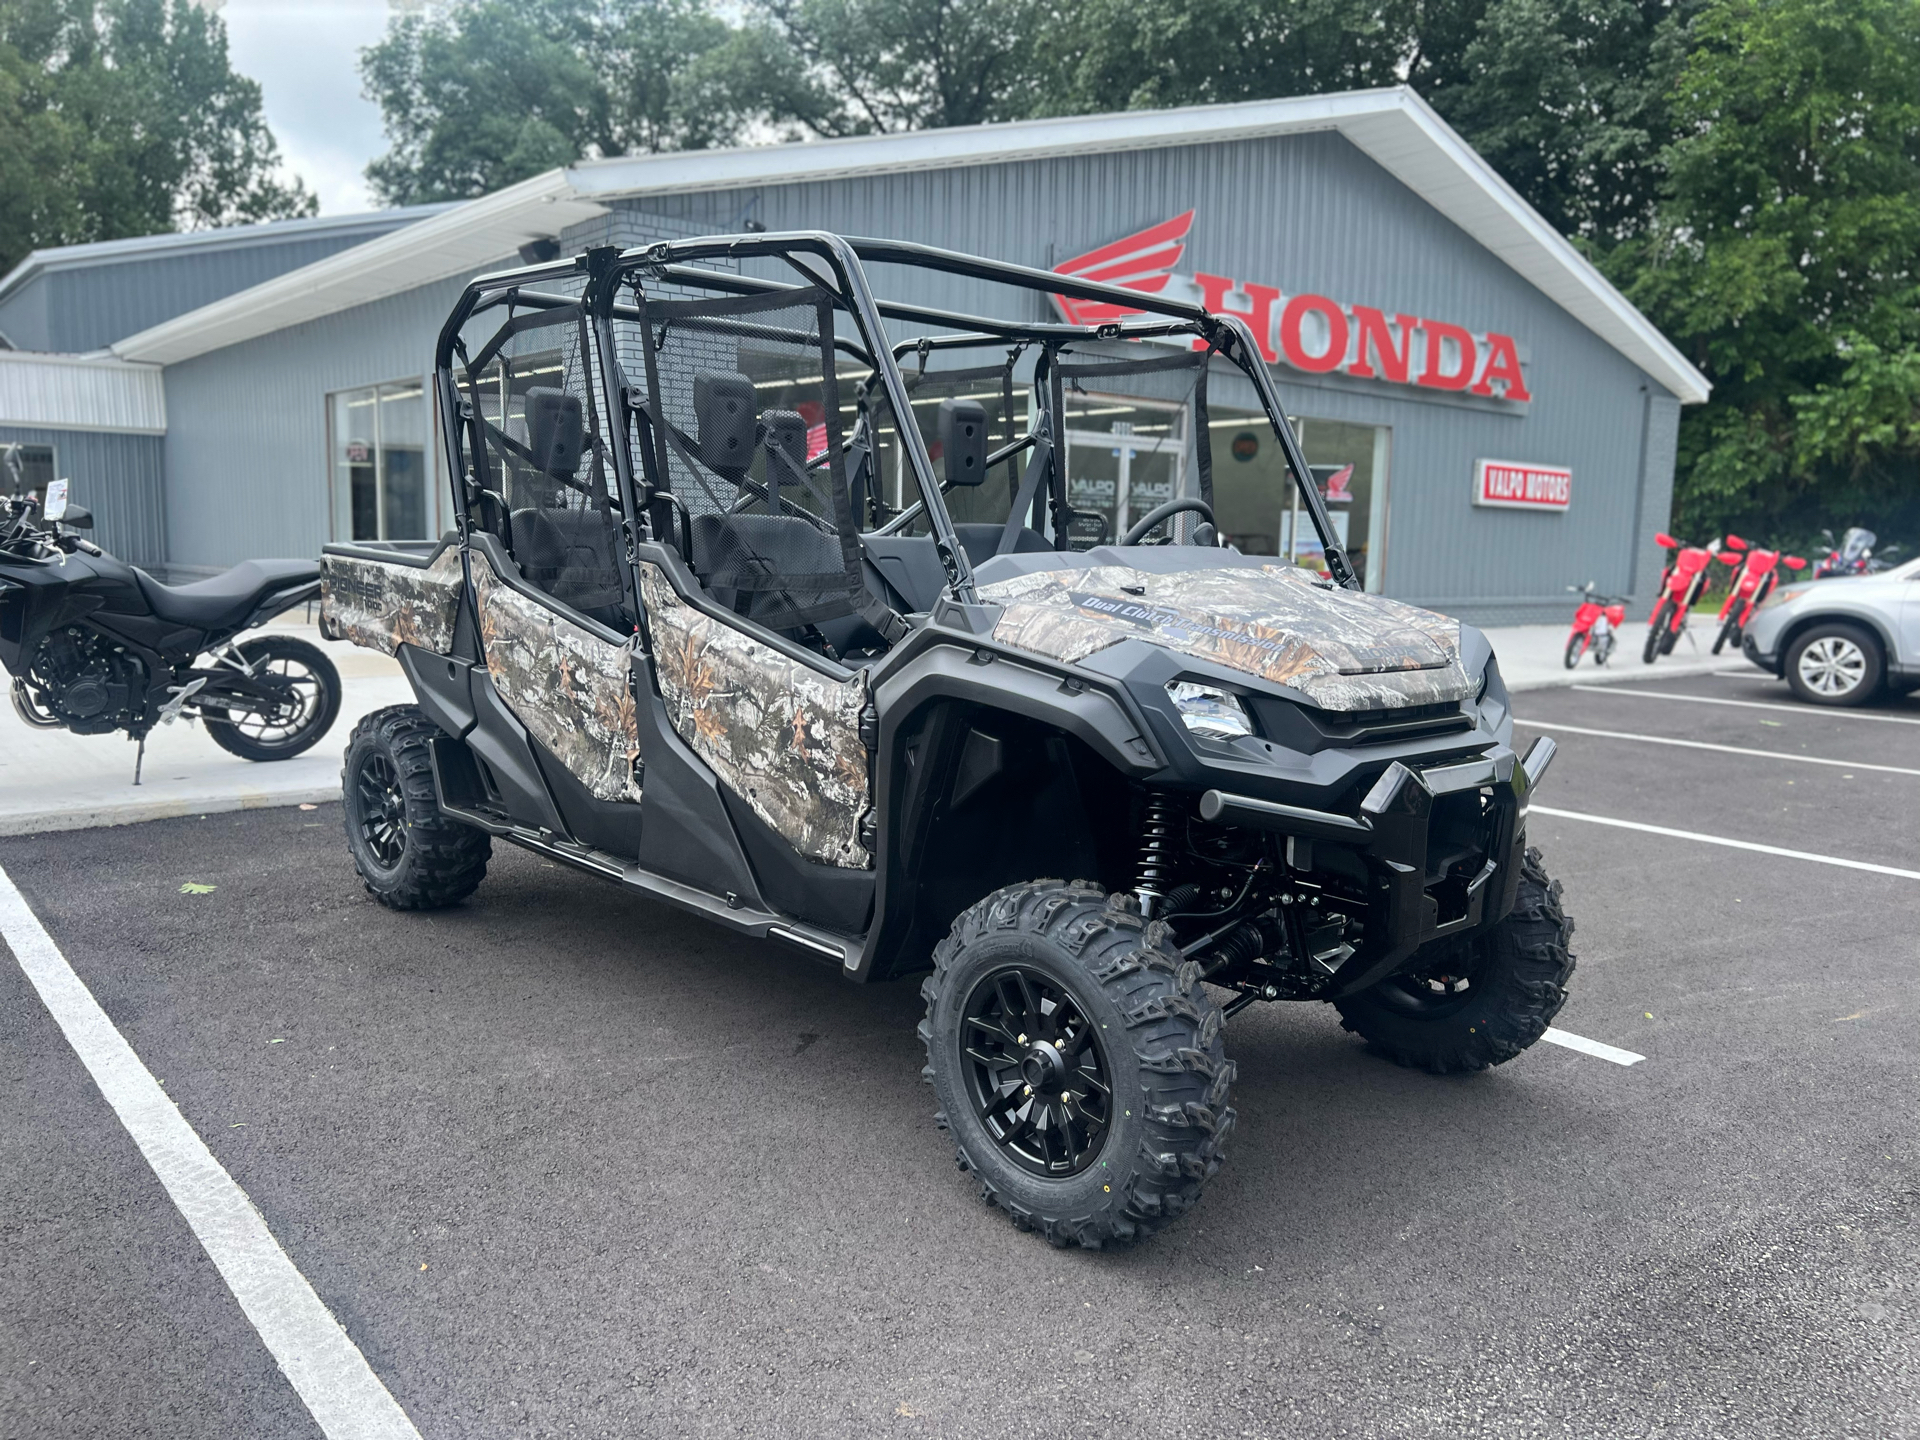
1743, 555, 1920, 705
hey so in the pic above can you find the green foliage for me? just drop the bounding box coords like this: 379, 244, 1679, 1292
1615, 0, 1920, 538
361, 0, 759, 205
0, 0, 313, 275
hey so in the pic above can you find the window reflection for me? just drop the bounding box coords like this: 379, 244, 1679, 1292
329, 380, 429, 541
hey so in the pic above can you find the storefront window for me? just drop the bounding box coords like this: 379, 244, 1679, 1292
1210, 411, 1390, 589
0, 442, 55, 499
329, 380, 430, 541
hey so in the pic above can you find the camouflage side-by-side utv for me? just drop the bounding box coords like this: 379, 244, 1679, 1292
320, 234, 1573, 1248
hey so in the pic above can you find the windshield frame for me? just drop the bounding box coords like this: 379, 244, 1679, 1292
441, 232, 1356, 609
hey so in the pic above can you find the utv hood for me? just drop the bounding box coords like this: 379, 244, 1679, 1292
973, 552, 1473, 712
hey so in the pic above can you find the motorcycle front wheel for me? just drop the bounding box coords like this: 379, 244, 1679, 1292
1712, 615, 1741, 655
1564, 632, 1589, 669
199, 635, 342, 761
1642, 601, 1672, 663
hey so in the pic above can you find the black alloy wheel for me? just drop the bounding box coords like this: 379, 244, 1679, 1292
960, 966, 1113, 1177
920, 879, 1235, 1249
341, 706, 491, 910
200, 635, 341, 761
355, 749, 408, 868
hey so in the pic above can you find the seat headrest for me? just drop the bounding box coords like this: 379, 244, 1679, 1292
693, 372, 756, 477
524, 387, 583, 476
761, 410, 809, 472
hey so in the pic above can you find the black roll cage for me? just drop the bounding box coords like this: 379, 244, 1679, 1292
432, 230, 1358, 607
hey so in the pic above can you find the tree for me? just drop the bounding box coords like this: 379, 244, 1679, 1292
1615, 0, 1920, 539
0, 0, 314, 276
361, 0, 754, 204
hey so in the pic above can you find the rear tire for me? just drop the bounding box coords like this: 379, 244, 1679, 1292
1563, 633, 1588, 669
1642, 601, 1672, 663
919, 880, 1234, 1248
1784, 622, 1883, 707
1333, 847, 1574, 1074
200, 636, 340, 761
342, 706, 491, 909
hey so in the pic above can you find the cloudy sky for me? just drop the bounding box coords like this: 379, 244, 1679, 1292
219, 0, 398, 215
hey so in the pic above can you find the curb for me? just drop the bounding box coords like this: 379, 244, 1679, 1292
1506, 657, 1754, 694
0, 784, 342, 838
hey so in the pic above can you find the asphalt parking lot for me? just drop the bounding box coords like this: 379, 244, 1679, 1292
3, 668, 1916, 1440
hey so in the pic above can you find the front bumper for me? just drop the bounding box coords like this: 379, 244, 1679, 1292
1198, 735, 1556, 997
1741, 632, 1783, 676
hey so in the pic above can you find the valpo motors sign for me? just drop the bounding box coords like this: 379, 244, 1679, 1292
1474, 459, 1572, 511
1051, 212, 1533, 402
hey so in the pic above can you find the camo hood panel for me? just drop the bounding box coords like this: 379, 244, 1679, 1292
473, 560, 642, 805
980, 562, 1473, 710
638, 565, 871, 869
319, 547, 462, 657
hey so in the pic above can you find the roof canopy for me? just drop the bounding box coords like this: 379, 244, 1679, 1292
108, 88, 1708, 403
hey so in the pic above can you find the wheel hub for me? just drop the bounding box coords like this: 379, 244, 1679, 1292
1020, 1040, 1069, 1094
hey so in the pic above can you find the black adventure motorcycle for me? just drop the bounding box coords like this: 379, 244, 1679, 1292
0, 479, 340, 780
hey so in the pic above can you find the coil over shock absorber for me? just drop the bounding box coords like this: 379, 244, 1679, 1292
1134, 789, 1176, 918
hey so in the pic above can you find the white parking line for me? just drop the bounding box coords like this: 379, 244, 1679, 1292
1516, 719, 1920, 777
0, 865, 422, 1440
1532, 805, 1920, 880
1572, 684, 1920, 726
1541, 1027, 1645, 1066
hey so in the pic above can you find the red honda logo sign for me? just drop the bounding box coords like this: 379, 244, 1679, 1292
1474, 459, 1571, 511
1052, 215, 1533, 402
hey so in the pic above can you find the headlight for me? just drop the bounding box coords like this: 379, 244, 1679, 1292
1762, 586, 1807, 610
1167, 681, 1253, 739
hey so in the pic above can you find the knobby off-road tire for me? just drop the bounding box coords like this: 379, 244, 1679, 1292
1712, 613, 1741, 655
1642, 601, 1672, 663
919, 880, 1235, 1249
1563, 632, 1588, 669
1333, 847, 1575, 1075
342, 705, 491, 910
201, 635, 341, 761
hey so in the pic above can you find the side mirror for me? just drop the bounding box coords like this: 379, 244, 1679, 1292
937, 399, 988, 487
61, 504, 93, 530
1654, 532, 1678, 549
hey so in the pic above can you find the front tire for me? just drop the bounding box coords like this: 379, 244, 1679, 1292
1712, 614, 1741, 655
1333, 847, 1575, 1074
1563, 632, 1588, 669
342, 706, 491, 910
919, 880, 1234, 1248
1785, 623, 1883, 706
1642, 600, 1672, 663
200, 636, 341, 761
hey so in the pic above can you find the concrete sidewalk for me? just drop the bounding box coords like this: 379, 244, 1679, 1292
1489, 620, 1752, 692
0, 618, 1757, 837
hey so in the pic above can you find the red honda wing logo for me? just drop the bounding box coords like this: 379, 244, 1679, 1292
1050, 211, 1194, 325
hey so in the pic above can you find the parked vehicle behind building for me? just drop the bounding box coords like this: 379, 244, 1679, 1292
320, 234, 1571, 1248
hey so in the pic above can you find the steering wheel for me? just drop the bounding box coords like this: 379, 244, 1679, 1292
1121, 498, 1215, 546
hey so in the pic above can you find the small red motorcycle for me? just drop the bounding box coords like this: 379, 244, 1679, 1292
1643, 532, 1720, 663
1711, 535, 1807, 655
1564, 582, 1628, 668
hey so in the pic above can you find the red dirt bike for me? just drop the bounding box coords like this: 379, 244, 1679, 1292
1564, 582, 1628, 668
1711, 535, 1807, 655
1643, 532, 1720, 664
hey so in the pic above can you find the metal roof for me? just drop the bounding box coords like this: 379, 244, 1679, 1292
108, 88, 1709, 403
0, 204, 457, 304
0, 351, 166, 433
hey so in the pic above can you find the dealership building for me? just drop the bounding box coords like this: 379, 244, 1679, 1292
0, 87, 1706, 625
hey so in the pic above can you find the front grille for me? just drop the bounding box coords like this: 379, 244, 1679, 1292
1247, 695, 1475, 753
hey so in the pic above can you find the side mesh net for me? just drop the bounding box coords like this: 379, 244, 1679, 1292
458, 289, 630, 625
621, 285, 868, 633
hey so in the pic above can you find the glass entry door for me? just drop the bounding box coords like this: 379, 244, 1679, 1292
329, 379, 431, 541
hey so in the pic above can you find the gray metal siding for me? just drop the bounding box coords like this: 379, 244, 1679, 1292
0, 280, 51, 354
627, 130, 1675, 624
0, 424, 165, 567
159, 273, 481, 574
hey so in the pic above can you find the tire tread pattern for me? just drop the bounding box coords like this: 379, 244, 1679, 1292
918, 880, 1235, 1250
343, 705, 491, 910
